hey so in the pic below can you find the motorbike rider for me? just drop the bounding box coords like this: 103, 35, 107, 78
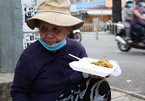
122, 0, 134, 43
67, 29, 82, 42
131, 0, 145, 46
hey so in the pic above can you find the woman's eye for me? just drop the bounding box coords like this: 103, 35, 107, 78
40, 26, 47, 32
43, 26, 47, 30
53, 27, 60, 32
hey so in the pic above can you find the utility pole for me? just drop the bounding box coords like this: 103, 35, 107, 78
112, 0, 122, 22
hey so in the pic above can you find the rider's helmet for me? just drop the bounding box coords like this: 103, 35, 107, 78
73, 29, 81, 34
125, 1, 133, 8
135, 0, 145, 7
134, 0, 145, 4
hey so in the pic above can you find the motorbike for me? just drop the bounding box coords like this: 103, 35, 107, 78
68, 29, 82, 42
115, 22, 145, 52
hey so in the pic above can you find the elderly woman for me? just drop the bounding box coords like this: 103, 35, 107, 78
10, 0, 111, 101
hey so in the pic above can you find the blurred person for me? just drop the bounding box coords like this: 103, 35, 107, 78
122, 0, 134, 43
131, 0, 145, 46
10, 0, 111, 101
67, 29, 82, 42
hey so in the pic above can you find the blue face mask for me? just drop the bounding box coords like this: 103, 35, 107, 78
139, 2, 145, 7
127, 3, 133, 8
38, 38, 66, 51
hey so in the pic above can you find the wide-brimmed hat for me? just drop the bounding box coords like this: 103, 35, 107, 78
26, 0, 84, 30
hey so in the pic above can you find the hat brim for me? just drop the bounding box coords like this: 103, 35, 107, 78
26, 12, 84, 30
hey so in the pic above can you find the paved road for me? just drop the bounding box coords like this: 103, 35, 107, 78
81, 32, 145, 95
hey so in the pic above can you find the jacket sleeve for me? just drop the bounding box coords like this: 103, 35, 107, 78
79, 45, 88, 58
10, 55, 35, 101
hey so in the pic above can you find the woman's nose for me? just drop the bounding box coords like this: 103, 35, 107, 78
45, 31, 57, 38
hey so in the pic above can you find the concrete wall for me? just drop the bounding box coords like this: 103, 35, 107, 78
0, 0, 23, 72
0, 73, 13, 101
0, 82, 12, 101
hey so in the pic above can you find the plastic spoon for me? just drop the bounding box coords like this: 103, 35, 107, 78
68, 54, 81, 60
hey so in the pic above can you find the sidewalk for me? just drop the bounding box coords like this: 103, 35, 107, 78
111, 87, 145, 101
0, 73, 145, 101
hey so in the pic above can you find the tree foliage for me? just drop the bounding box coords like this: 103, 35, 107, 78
112, 0, 122, 23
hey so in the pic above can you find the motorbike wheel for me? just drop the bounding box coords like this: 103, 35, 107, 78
73, 32, 82, 42
117, 42, 131, 52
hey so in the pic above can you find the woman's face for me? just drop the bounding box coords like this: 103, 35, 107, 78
39, 21, 69, 45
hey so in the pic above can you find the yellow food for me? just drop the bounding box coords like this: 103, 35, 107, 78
91, 60, 113, 68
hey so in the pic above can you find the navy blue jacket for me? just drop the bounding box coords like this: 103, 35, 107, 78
11, 38, 87, 101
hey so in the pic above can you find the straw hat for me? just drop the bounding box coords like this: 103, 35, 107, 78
26, 0, 84, 30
